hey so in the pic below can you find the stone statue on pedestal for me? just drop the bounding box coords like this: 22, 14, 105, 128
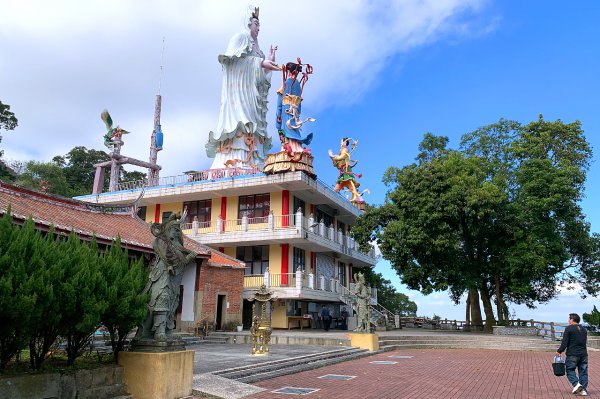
133, 213, 197, 351
353, 272, 372, 333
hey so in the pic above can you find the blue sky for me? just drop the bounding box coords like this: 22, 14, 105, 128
1, 1, 598, 322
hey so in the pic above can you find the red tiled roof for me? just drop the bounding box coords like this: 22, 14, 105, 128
0, 181, 243, 268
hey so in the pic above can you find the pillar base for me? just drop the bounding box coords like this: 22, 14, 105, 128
349, 332, 379, 351
118, 350, 194, 399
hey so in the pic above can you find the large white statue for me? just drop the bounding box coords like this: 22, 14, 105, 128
206, 5, 279, 170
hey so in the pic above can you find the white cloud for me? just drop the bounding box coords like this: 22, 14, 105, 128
0, 0, 491, 177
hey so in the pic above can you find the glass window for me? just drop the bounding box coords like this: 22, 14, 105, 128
338, 261, 346, 286
293, 247, 305, 272
238, 193, 270, 222
236, 245, 269, 275
184, 199, 212, 226
137, 206, 147, 221
161, 211, 172, 222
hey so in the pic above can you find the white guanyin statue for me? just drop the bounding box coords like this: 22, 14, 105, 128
205, 5, 280, 169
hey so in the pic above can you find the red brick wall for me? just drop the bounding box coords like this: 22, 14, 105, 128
198, 266, 244, 326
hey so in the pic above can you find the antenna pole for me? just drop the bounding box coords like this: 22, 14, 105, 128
148, 38, 165, 185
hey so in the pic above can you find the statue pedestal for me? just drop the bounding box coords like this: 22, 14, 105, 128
118, 350, 194, 399
263, 151, 316, 178
349, 332, 379, 351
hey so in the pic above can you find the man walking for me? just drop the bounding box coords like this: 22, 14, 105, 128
557, 313, 588, 396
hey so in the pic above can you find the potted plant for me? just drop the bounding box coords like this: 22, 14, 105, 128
236, 324, 244, 332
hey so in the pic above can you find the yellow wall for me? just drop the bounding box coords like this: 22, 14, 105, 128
269, 244, 282, 274
145, 204, 157, 223
159, 202, 184, 222
271, 300, 288, 329
226, 196, 238, 222
212, 197, 222, 220
223, 247, 236, 258
271, 191, 283, 216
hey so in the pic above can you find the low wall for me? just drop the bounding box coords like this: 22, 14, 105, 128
0, 365, 129, 399
493, 326, 538, 336
588, 337, 600, 349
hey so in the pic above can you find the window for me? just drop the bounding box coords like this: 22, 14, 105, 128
236, 246, 269, 275
293, 247, 305, 272
316, 207, 333, 227
238, 193, 270, 222
337, 262, 346, 286
184, 199, 212, 227
293, 196, 305, 214
161, 211, 172, 222
137, 206, 147, 221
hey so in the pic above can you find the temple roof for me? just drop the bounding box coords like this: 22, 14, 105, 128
0, 181, 244, 268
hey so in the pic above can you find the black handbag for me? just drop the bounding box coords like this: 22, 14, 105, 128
552, 355, 565, 376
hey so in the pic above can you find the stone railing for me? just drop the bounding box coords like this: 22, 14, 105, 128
181, 209, 376, 262
244, 270, 345, 293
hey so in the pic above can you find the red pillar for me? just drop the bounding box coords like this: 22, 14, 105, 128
220, 197, 227, 231
282, 190, 290, 227
281, 243, 289, 285
154, 204, 161, 223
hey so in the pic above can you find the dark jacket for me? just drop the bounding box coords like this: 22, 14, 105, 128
557, 324, 588, 356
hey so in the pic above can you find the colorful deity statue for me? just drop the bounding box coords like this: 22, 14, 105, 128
329, 138, 370, 209
206, 5, 280, 170
276, 59, 315, 160
101, 109, 129, 149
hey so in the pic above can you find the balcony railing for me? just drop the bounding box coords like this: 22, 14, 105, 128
114, 167, 262, 192
244, 270, 378, 301
182, 210, 376, 261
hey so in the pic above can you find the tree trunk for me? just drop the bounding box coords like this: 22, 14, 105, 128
495, 273, 504, 324
479, 286, 496, 333
469, 288, 483, 331
465, 290, 471, 325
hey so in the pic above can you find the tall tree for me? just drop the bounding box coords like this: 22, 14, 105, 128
0, 101, 18, 159
14, 161, 71, 196
354, 117, 597, 332
53, 146, 110, 195
100, 238, 148, 362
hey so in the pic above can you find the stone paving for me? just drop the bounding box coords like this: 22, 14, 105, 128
245, 349, 598, 399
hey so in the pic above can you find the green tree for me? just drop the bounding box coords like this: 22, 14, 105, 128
53, 146, 110, 195
100, 238, 148, 362
58, 234, 108, 366
27, 226, 65, 370
583, 306, 600, 331
354, 117, 597, 332
360, 268, 417, 316
0, 101, 18, 159
14, 160, 71, 196
0, 211, 37, 368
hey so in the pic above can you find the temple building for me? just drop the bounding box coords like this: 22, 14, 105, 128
76, 168, 377, 330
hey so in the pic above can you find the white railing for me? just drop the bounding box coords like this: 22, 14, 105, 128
114, 167, 261, 192
244, 271, 346, 294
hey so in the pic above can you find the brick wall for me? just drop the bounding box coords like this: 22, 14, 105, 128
198, 265, 244, 326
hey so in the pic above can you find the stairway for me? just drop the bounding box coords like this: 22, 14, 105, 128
379, 333, 559, 352
210, 347, 371, 383
177, 332, 230, 346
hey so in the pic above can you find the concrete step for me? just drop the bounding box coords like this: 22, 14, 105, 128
213, 347, 369, 383
179, 334, 229, 345
379, 336, 558, 352
237, 349, 373, 383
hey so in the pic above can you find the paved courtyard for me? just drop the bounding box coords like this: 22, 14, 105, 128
244, 349, 597, 399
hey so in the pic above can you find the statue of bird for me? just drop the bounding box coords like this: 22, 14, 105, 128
101, 109, 130, 148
